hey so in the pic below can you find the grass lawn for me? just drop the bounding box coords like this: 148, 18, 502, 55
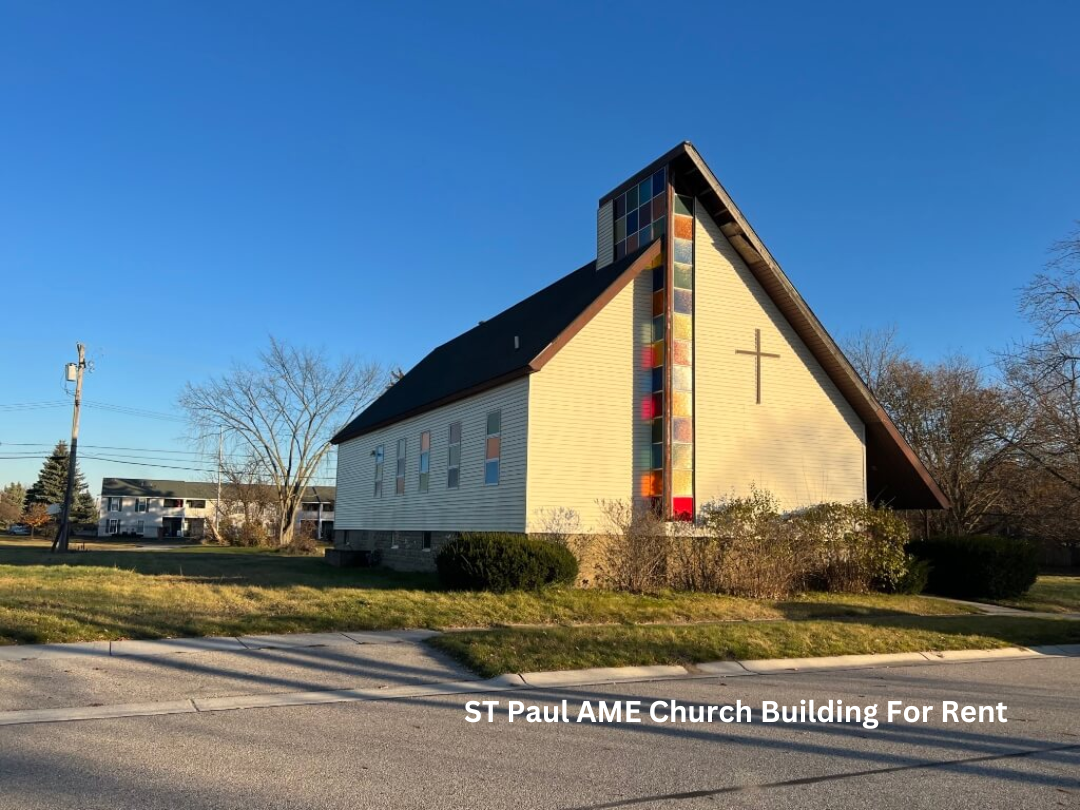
997, 575, 1080, 614
428, 615, 1080, 677
0, 540, 972, 645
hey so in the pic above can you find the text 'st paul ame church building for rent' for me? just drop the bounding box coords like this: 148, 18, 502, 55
331, 143, 946, 569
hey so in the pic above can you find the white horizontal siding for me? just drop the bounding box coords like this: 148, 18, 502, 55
525, 276, 643, 532
596, 200, 614, 269
335, 377, 529, 533
694, 205, 866, 509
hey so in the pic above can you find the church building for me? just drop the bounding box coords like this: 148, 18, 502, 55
331, 143, 946, 570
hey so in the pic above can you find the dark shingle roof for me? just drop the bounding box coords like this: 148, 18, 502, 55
100, 478, 335, 500
332, 242, 657, 443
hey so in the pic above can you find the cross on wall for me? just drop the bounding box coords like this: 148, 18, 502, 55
735, 328, 780, 404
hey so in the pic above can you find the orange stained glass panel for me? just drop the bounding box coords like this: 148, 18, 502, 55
672, 470, 693, 497
672, 339, 692, 366
673, 313, 692, 340
486, 437, 500, 460
652, 340, 664, 367
652, 291, 665, 317
672, 390, 693, 417
673, 214, 694, 240
639, 471, 663, 497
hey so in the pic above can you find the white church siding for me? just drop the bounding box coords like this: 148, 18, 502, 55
335, 377, 529, 534
694, 205, 866, 510
525, 274, 646, 533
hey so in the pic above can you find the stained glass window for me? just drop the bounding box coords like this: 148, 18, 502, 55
373, 445, 384, 498
485, 411, 501, 486
613, 165, 666, 261
395, 438, 406, 495
447, 423, 461, 489
418, 431, 430, 493
670, 194, 695, 520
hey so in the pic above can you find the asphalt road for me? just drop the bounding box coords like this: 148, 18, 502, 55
0, 657, 1077, 809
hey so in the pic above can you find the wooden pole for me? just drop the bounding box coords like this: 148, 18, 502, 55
54, 343, 86, 553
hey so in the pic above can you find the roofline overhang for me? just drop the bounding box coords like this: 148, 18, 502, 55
330, 241, 663, 444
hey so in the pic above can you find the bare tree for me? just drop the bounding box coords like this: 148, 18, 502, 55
842, 329, 1012, 534
214, 457, 280, 533
998, 223, 1080, 498
842, 324, 906, 398
180, 337, 384, 546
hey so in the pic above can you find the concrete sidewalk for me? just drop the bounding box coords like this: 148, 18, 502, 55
0, 628, 467, 716
0, 628, 440, 663
2, 642, 1078, 728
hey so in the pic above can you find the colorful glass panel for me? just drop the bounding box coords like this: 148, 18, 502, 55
672, 339, 692, 366
672, 390, 692, 417
673, 417, 693, 443
673, 313, 692, 340
611, 166, 665, 264
674, 289, 692, 314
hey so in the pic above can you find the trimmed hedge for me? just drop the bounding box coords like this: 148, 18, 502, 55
907, 535, 1039, 600
436, 533, 579, 593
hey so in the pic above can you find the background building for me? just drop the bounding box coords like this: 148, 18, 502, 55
98, 478, 335, 540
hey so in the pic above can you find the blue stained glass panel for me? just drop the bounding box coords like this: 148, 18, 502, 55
652, 168, 666, 197
652, 443, 663, 470
652, 267, 664, 291
639, 226, 651, 245
674, 289, 692, 314
651, 367, 664, 392
638, 179, 652, 205
627, 209, 638, 234
639, 202, 652, 227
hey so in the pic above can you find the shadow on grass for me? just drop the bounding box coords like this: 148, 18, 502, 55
0, 544, 437, 591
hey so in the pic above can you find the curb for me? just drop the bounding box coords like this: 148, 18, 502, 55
1, 645, 1075, 728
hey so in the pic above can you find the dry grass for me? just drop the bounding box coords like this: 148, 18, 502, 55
0, 541, 970, 645
429, 615, 1080, 677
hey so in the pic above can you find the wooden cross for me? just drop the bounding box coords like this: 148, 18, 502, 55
735, 328, 780, 404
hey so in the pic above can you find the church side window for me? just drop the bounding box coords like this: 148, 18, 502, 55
418, 431, 431, 493
447, 422, 461, 489
373, 445, 384, 498
484, 411, 501, 486
395, 438, 407, 495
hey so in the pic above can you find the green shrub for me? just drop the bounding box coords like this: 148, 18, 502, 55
436, 533, 579, 592
884, 555, 931, 594
907, 535, 1039, 599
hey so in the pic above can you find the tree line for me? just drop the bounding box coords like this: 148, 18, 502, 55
842, 224, 1080, 558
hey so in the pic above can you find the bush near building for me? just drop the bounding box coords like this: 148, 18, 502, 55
436, 533, 578, 593
908, 535, 1039, 600
583, 491, 914, 598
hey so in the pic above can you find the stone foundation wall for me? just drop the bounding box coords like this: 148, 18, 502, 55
334, 529, 457, 572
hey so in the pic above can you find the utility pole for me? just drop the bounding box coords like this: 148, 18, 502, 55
215, 424, 223, 533
54, 343, 86, 553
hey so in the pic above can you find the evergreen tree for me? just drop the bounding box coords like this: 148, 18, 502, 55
71, 489, 99, 525
26, 441, 88, 507
0, 482, 26, 526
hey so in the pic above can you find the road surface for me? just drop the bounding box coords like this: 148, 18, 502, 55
0, 654, 1076, 809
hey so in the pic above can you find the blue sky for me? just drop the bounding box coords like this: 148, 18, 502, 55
1, 0, 1077, 494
